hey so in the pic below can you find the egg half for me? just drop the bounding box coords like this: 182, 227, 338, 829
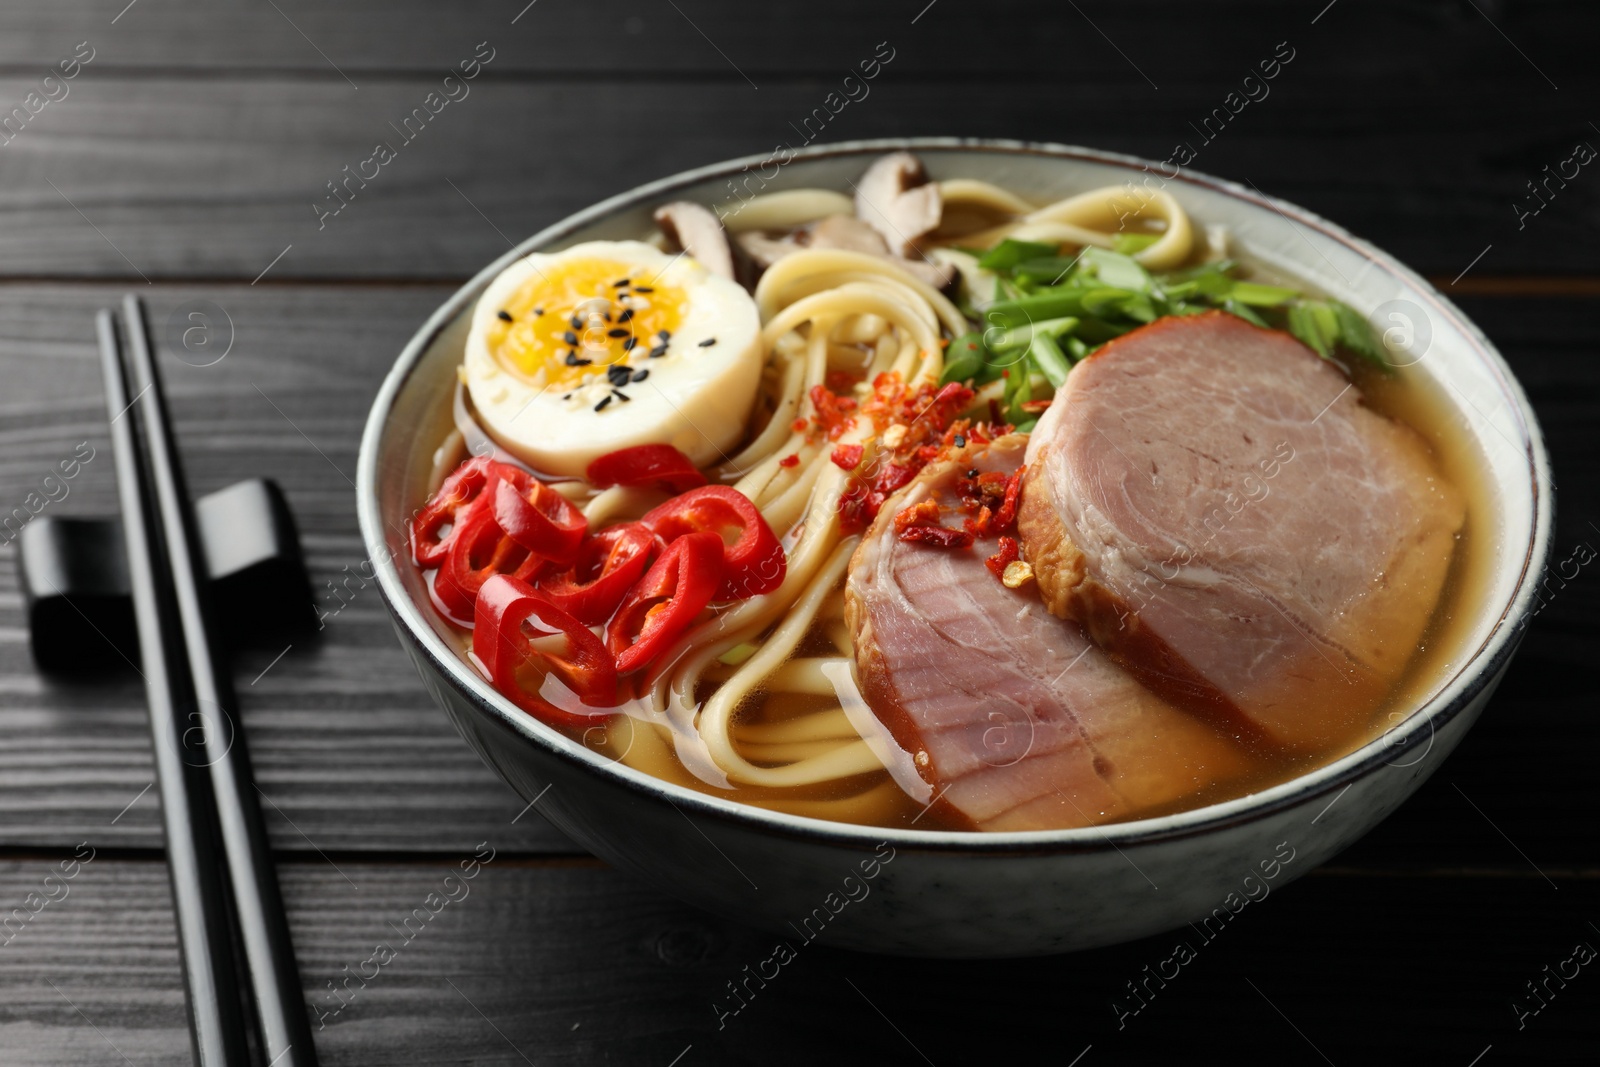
463, 240, 762, 477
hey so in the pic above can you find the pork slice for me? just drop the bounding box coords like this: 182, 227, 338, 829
1019, 310, 1466, 751
844, 434, 1250, 831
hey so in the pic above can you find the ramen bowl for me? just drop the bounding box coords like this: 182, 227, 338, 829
357, 138, 1551, 957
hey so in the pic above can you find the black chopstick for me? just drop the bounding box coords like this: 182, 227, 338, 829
118, 295, 321, 1067
97, 308, 250, 1066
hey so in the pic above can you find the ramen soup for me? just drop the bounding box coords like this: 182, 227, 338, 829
410, 152, 1489, 832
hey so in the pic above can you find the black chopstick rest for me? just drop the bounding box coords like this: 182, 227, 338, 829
17, 478, 313, 673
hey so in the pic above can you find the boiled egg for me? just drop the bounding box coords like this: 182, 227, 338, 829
463, 240, 761, 477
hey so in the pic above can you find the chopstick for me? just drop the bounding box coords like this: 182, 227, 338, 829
105, 299, 321, 1067
97, 308, 250, 1066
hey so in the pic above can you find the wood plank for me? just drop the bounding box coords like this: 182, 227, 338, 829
0, 857, 1594, 1064
0, 58, 1591, 281
0, 283, 1592, 869
0, 0, 1589, 78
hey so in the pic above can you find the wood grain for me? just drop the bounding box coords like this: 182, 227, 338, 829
0, 857, 1593, 1065
0, 13, 1589, 282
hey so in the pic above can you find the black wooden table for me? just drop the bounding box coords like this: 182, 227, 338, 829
0, 2, 1593, 1063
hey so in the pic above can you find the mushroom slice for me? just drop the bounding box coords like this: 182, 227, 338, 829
735, 230, 803, 270
855, 152, 943, 257
653, 200, 755, 287
737, 214, 955, 289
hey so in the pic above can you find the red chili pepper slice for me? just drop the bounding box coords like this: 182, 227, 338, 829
432, 492, 548, 621
641, 486, 786, 600
585, 444, 708, 495
411, 456, 498, 568
537, 522, 656, 625
493, 468, 587, 565
606, 529, 724, 674
473, 575, 617, 728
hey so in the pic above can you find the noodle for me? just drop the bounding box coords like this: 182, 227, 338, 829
960, 185, 1195, 270
936, 177, 1036, 216
720, 188, 855, 232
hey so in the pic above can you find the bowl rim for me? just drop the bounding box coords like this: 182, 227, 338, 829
357, 136, 1553, 855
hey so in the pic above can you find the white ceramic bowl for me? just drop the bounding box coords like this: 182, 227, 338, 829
357, 139, 1551, 957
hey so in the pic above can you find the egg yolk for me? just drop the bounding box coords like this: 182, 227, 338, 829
485, 257, 689, 390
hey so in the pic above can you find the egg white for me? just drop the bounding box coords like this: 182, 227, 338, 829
463, 240, 762, 478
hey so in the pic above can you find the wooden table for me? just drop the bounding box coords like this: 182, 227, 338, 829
0, 1, 1593, 1062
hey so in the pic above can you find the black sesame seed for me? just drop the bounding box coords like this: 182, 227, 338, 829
611, 278, 630, 288
606, 365, 630, 385
622, 337, 638, 351
954, 434, 967, 448
611, 389, 630, 402
648, 345, 668, 359
564, 351, 581, 366
656, 329, 671, 340
575, 358, 593, 366
607, 328, 629, 338
617, 308, 634, 323
533, 307, 545, 316
569, 315, 583, 330
698, 337, 717, 347
594, 396, 612, 411
631, 368, 649, 382
562, 331, 578, 345
634, 286, 654, 293
496, 309, 513, 323
967, 469, 980, 478
561, 392, 572, 400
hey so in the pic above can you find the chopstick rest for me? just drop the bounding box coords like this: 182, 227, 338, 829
16, 478, 313, 673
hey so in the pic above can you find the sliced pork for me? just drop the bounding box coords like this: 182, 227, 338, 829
845, 434, 1250, 831
1019, 311, 1465, 751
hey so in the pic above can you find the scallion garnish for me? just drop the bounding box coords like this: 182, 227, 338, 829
944, 244, 1390, 394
